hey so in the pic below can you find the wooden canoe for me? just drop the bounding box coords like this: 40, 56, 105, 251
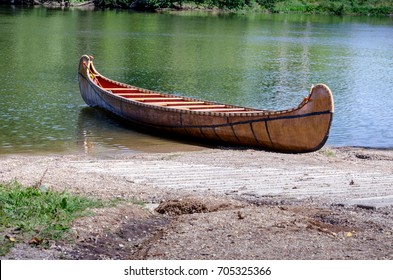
78, 55, 334, 153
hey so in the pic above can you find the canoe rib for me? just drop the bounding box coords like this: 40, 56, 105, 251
78, 55, 334, 153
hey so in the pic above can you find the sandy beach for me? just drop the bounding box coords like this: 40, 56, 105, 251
1, 146, 393, 259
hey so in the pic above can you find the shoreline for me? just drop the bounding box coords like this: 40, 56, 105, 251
2, 1, 392, 17
1, 144, 392, 158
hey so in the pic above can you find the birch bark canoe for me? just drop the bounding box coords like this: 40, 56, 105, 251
78, 55, 334, 153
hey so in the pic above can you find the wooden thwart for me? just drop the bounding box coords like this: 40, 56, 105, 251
195, 108, 246, 112
132, 97, 185, 102
105, 88, 140, 93
148, 101, 206, 106
172, 105, 227, 109
119, 93, 162, 98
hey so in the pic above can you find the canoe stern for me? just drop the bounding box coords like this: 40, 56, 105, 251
263, 84, 334, 152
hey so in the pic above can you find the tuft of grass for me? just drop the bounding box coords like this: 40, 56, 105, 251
0, 236, 15, 256
319, 149, 336, 157
0, 182, 118, 255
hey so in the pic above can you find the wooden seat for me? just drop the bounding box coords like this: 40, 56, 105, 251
237, 110, 264, 114
119, 93, 162, 98
105, 88, 140, 93
194, 108, 246, 112
152, 101, 206, 106
132, 97, 185, 102
170, 105, 227, 110
183, 105, 227, 109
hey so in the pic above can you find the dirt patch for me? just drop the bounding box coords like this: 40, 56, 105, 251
335, 146, 393, 161
68, 216, 171, 260
155, 197, 245, 216
156, 199, 208, 215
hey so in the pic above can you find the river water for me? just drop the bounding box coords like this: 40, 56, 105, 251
0, 6, 392, 155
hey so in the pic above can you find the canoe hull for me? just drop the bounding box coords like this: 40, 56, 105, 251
78, 55, 334, 153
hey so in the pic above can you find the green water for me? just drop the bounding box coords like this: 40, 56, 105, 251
0, 7, 392, 154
